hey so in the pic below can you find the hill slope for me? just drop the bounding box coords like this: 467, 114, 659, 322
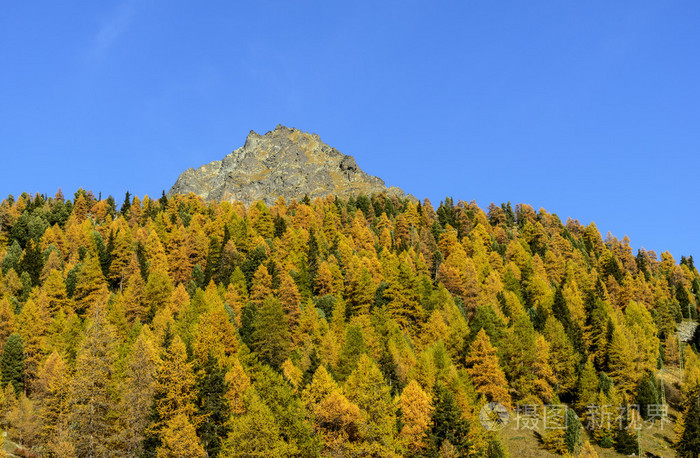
0, 184, 698, 456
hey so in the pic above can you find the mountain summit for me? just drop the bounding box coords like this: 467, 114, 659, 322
168, 125, 406, 206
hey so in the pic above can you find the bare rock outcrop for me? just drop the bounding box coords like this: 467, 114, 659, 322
168, 125, 406, 206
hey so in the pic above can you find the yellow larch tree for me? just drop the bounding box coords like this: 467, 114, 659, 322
187, 217, 209, 270
302, 364, 336, 408
143, 268, 175, 321
278, 270, 301, 327
315, 388, 364, 455
122, 269, 146, 322
34, 351, 71, 451
249, 264, 273, 306
128, 195, 143, 227
118, 328, 160, 456
148, 334, 198, 446
169, 283, 190, 317
344, 354, 396, 453
73, 254, 109, 316
543, 316, 578, 396
167, 225, 192, 285
532, 334, 556, 403
193, 305, 238, 367
302, 364, 363, 453
0, 298, 17, 348
250, 201, 274, 239
465, 329, 511, 408
624, 300, 660, 375
386, 262, 423, 331
40, 249, 63, 282
145, 229, 169, 273
108, 220, 134, 287
17, 299, 48, 387
315, 261, 335, 297
399, 379, 433, 453
39, 224, 66, 258
606, 325, 638, 395
345, 264, 374, 317
225, 358, 251, 415
40, 269, 70, 315
281, 358, 303, 391
68, 305, 118, 457
156, 413, 206, 458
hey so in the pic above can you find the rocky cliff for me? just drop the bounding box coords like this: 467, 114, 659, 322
168, 125, 406, 206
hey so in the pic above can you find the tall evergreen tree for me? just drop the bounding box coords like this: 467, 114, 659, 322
202, 236, 222, 286
222, 388, 295, 457
1, 240, 22, 275
564, 408, 582, 454
307, 228, 319, 286
252, 296, 290, 369
636, 371, 660, 420
675, 384, 700, 457
252, 363, 319, 456
614, 412, 640, 455
196, 353, 231, 457
121, 191, 131, 217
1, 333, 24, 394
335, 323, 367, 381
18, 239, 43, 285
428, 383, 470, 456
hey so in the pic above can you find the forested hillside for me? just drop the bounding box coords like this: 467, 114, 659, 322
0, 189, 698, 457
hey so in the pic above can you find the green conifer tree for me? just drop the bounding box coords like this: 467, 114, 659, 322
196, 353, 231, 457
1, 333, 24, 394
252, 296, 290, 369
675, 384, 700, 457
564, 408, 582, 454
428, 383, 470, 456
222, 388, 295, 457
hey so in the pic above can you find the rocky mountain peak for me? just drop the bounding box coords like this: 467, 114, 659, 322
168, 126, 406, 206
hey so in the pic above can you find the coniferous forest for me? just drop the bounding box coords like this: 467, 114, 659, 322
0, 189, 699, 457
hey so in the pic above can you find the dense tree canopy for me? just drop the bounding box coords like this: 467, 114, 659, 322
0, 189, 696, 456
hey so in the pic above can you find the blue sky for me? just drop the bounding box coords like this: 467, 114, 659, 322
1, 1, 699, 258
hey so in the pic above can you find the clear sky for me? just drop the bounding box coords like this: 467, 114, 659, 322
1, 1, 699, 258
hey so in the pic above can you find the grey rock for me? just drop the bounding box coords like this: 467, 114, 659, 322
168, 125, 407, 206
678, 320, 698, 343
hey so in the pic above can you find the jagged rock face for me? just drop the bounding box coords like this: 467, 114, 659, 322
168, 125, 406, 206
